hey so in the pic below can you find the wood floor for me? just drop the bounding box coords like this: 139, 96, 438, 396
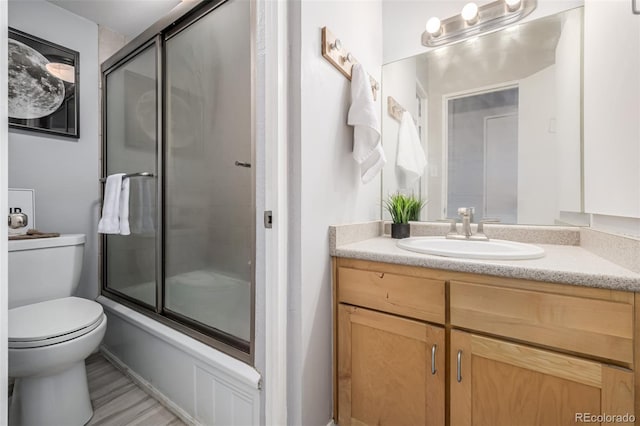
8, 353, 186, 425
85, 353, 186, 426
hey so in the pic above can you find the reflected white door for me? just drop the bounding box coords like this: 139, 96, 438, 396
484, 114, 518, 222
446, 88, 518, 222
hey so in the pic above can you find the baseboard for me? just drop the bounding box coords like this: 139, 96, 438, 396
327, 420, 336, 426
99, 345, 200, 426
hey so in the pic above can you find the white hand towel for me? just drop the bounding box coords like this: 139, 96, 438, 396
396, 110, 427, 187
98, 173, 125, 234
347, 63, 386, 183
119, 177, 131, 236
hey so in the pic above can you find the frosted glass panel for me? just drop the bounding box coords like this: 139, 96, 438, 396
164, 0, 251, 343
104, 45, 157, 307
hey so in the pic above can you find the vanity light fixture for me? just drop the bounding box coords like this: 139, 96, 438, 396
505, 0, 522, 12
461, 2, 479, 24
425, 17, 443, 36
422, 0, 536, 47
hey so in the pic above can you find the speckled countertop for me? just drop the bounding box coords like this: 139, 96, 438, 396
332, 235, 640, 292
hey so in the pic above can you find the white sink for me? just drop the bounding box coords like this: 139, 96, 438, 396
397, 237, 545, 260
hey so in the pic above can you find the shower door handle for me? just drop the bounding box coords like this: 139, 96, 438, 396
235, 161, 251, 168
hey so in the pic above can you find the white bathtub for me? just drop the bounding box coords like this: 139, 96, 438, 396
98, 296, 261, 426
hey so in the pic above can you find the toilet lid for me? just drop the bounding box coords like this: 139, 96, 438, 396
9, 297, 104, 346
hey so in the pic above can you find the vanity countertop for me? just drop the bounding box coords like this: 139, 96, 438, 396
333, 236, 640, 291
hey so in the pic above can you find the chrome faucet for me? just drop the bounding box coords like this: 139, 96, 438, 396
444, 207, 500, 240
457, 207, 474, 238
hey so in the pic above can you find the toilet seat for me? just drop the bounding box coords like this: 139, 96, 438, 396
9, 297, 104, 349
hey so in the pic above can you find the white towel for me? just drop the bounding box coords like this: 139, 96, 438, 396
129, 177, 156, 235
396, 110, 427, 187
347, 63, 386, 183
98, 174, 125, 234
119, 177, 131, 236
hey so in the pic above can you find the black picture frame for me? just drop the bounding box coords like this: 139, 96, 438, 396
8, 28, 80, 139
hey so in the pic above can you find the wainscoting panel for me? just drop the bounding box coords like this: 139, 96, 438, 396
99, 297, 261, 425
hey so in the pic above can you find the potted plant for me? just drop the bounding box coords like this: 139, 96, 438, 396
384, 194, 425, 239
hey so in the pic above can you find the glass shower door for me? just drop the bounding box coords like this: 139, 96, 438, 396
103, 43, 159, 308
164, 0, 252, 348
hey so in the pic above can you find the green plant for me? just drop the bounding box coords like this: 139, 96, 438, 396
384, 194, 426, 224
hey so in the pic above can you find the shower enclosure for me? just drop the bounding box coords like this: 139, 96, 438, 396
101, 0, 254, 362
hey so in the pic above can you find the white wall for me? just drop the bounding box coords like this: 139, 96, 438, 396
8, 1, 100, 300
518, 66, 558, 224
382, 0, 584, 64
590, 214, 640, 238
288, 1, 383, 424
554, 9, 582, 213
381, 57, 419, 205
99, 26, 129, 65
584, 0, 640, 220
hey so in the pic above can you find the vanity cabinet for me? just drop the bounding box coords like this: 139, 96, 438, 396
333, 258, 639, 426
450, 330, 634, 426
334, 260, 446, 426
338, 305, 445, 426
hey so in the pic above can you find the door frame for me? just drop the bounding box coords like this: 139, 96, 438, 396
261, 0, 289, 423
0, 2, 9, 423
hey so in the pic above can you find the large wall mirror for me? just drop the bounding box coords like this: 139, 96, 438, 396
381, 7, 584, 226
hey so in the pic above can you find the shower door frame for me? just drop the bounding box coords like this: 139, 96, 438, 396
100, 0, 256, 365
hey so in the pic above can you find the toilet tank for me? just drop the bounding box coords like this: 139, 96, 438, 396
8, 234, 85, 309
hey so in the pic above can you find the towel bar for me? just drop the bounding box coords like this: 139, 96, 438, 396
99, 172, 154, 183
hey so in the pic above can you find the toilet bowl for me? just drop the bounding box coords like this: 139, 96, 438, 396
9, 298, 107, 426
8, 235, 107, 426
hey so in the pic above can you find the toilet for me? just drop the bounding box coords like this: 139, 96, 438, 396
8, 234, 107, 426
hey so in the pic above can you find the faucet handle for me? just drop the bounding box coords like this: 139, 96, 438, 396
457, 207, 475, 217
477, 218, 500, 233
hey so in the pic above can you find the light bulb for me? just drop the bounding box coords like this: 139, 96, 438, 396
505, 0, 521, 11
46, 63, 75, 83
426, 17, 442, 36
461, 2, 479, 24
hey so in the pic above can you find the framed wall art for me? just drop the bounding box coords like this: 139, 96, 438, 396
8, 28, 80, 138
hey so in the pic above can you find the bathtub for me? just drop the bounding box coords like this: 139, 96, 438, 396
116, 268, 251, 341
98, 293, 261, 425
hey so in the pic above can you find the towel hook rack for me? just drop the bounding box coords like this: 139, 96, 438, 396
321, 27, 379, 100
99, 172, 155, 183
387, 96, 407, 122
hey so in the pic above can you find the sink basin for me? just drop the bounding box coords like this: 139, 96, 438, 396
397, 237, 545, 260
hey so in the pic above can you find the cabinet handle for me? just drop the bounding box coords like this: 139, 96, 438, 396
431, 344, 437, 375
457, 350, 463, 383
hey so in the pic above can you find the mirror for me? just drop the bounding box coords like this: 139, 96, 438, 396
381, 7, 584, 226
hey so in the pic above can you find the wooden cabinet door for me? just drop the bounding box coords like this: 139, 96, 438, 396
450, 330, 635, 426
337, 304, 445, 426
